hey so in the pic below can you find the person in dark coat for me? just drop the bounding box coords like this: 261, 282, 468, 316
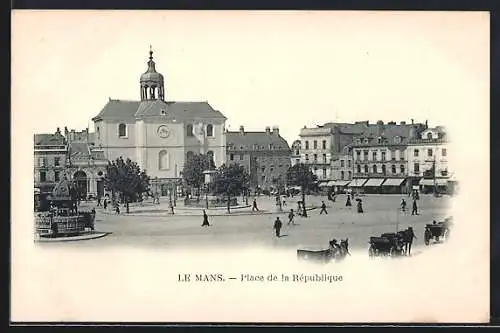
346, 194, 352, 207
319, 201, 328, 215
401, 199, 407, 212
115, 204, 120, 214
273, 217, 282, 237
288, 209, 295, 225
252, 199, 259, 212
97, 196, 102, 207
202, 209, 210, 227
411, 199, 418, 215
357, 200, 363, 213
103, 198, 108, 210
405, 227, 417, 255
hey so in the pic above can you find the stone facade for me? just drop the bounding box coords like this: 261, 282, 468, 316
226, 126, 291, 191
34, 129, 68, 193
91, 49, 227, 192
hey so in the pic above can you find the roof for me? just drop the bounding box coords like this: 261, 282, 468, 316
351, 124, 426, 146
92, 99, 227, 121
69, 142, 90, 157
226, 132, 291, 151
34, 133, 66, 146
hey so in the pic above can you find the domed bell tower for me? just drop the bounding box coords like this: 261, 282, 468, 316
140, 46, 165, 101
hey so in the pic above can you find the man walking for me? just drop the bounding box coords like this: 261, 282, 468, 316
319, 201, 328, 215
201, 209, 210, 227
405, 227, 417, 255
273, 217, 283, 237
252, 199, 259, 212
288, 209, 295, 225
411, 199, 418, 215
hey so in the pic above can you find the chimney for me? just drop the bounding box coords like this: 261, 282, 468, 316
376, 120, 384, 125
272, 126, 279, 136
411, 119, 414, 125
56, 127, 60, 134
239, 126, 245, 135
425, 120, 428, 128
400, 121, 406, 125
265, 126, 271, 134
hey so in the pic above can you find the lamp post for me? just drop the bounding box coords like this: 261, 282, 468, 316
203, 170, 216, 210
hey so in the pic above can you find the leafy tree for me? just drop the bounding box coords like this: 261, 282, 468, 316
104, 157, 150, 214
286, 163, 318, 217
182, 153, 216, 200
213, 164, 249, 213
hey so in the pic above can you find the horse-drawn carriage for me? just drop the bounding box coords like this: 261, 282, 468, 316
297, 239, 350, 264
424, 217, 452, 245
368, 232, 406, 258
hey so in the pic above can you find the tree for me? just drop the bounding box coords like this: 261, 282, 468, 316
286, 163, 318, 217
182, 153, 216, 201
213, 164, 249, 213
104, 157, 150, 214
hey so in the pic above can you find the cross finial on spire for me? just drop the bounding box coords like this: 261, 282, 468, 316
149, 45, 153, 60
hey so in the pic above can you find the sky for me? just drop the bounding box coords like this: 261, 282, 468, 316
12, 10, 489, 145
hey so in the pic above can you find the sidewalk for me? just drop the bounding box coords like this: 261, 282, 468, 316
35, 231, 111, 243
96, 197, 320, 217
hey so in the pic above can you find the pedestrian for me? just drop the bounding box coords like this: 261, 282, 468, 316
97, 196, 102, 207
201, 209, 210, 227
273, 217, 282, 237
115, 204, 120, 214
297, 201, 302, 216
405, 227, 417, 255
103, 198, 108, 210
169, 200, 175, 215
252, 199, 259, 212
288, 209, 295, 225
357, 199, 364, 213
319, 201, 328, 215
401, 199, 407, 212
282, 197, 287, 206
346, 194, 352, 207
411, 199, 418, 215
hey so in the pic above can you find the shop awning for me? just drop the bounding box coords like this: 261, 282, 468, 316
363, 178, 385, 187
382, 178, 405, 187
349, 178, 368, 187
318, 182, 330, 187
333, 180, 351, 187
419, 178, 449, 186
34, 188, 41, 194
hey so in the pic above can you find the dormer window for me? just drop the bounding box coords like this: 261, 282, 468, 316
118, 123, 127, 138
377, 137, 382, 144
161, 109, 167, 116
364, 138, 369, 144
427, 132, 433, 140
393, 136, 401, 144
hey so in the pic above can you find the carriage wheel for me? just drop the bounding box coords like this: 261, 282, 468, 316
368, 246, 375, 258
424, 238, 430, 246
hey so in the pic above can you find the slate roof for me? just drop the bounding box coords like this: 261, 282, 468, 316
92, 99, 227, 121
351, 124, 426, 146
226, 132, 291, 151
34, 133, 67, 146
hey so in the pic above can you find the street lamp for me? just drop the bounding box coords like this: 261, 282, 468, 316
203, 170, 216, 210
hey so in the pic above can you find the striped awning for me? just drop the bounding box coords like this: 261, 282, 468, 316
333, 180, 351, 187
349, 178, 368, 187
363, 178, 385, 187
382, 178, 405, 186
419, 178, 449, 186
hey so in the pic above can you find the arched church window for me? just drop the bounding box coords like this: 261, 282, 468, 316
118, 123, 127, 138
186, 151, 194, 160
206, 124, 214, 137
97, 126, 100, 140
159, 150, 169, 170
187, 124, 194, 137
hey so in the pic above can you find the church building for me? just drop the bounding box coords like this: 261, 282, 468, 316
92, 48, 227, 194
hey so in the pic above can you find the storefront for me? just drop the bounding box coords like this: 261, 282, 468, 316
381, 178, 406, 194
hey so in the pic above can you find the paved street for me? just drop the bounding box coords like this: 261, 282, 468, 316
39, 194, 452, 252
